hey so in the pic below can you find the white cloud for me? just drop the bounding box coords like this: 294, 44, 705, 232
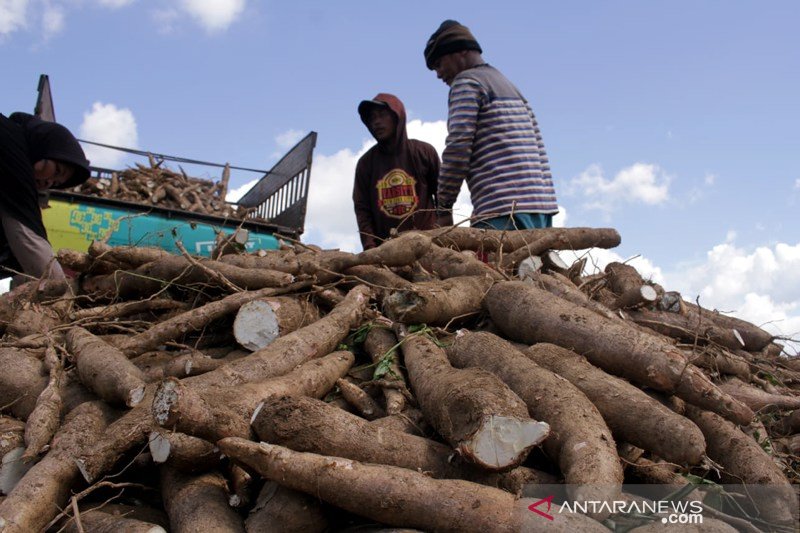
664, 241, 800, 354
79, 102, 138, 168
180, 0, 244, 33
41, 2, 64, 40
225, 178, 258, 203
704, 173, 716, 186
0, 0, 28, 35
567, 162, 671, 215
794, 178, 800, 190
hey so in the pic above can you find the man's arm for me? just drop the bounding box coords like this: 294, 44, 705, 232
437, 77, 483, 215
352, 159, 378, 250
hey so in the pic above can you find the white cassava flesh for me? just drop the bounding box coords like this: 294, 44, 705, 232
460, 415, 550, 469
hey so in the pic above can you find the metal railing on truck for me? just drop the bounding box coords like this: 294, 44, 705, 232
82, 131, 317, 238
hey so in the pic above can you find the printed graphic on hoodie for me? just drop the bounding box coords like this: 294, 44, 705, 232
376, 169, 419, 218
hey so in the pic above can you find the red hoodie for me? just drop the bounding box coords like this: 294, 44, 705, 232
352, 93, 440, 250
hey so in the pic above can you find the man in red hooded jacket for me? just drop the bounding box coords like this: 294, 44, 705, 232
353, 93, 440, 250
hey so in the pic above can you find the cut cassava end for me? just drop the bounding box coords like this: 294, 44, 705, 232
252, 395, 544, 495
233, 296, 320, 351
448, 331, 622, 518
399, 331, 547, 470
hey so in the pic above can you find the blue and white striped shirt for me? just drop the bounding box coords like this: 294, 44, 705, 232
439, 64, 558, 217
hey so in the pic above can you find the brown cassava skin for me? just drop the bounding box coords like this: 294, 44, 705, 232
717, 377, 800, 413
57, 248, 120, 274
0, 402, 117, 533
149, 430, 220, 473
245, 482, 328, 533
347, 231, 433, 270
0, 350, 95, 421
86, 254, 295, 298
336, 378, 385, 420
219, 439, 542, 533
525, 271, 618, 320
70, 298, 188, 321
253, 395, 548, 495
22, 364, 63, 461
219, 249, 304, 274
88, 240, 170, 267
685, 405, 798, 525
604, 261, 650, 296
486, 281, 754, 424
383, 275, 494, 326
681, 301, 774, 352
153, 351, 354, 442
688, 347, 751, 380
417, 245, 503, 280
364, 327, 405, 414
499, 232, 565, 269
67, 327, 147, 407
400, 332, 540, 470
77, 286, 369, 483
160, 467, 245, 533
344, 264, 412, 290
6, 306, 62, 339
423, 226, 621, 254
448, 333, 623, 491
117, 283, 308, 357
64, 509, 166, 533
523, 342, 707, 465
368, 409, 427, 436
0, 347, 49, 420
626, 308, 745, 351
0, 417, 25, 457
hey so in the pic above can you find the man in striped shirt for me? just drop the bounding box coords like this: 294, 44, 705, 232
424, 20, 559, 230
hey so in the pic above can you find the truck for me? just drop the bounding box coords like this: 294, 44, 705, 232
34, 75, 316, 257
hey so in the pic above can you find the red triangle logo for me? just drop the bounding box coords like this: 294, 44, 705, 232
528, 495, 555, 521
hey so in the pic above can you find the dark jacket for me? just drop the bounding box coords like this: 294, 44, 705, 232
352, 93, 440, 250
0, 112, 90, 273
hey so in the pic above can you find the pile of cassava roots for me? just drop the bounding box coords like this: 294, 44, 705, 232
0, 226, 798, 532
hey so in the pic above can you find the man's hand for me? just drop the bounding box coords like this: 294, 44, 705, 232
436, 212, 454, 227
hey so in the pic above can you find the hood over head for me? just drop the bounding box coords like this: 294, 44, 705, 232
9, 112, 91, 189
357, 93, 408, 153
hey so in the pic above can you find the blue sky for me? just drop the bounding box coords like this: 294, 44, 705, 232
2, 1, 799, 351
